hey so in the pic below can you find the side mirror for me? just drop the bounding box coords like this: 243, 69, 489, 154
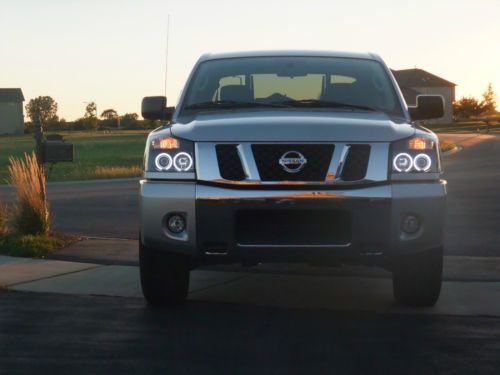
141, 96, 174, 121
408, 95, 444, 121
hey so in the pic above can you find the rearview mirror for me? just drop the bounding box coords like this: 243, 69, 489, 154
141, 96, 174, 121
408, 95, 444, 121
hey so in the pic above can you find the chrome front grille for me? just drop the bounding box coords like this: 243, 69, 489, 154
197, 142, 388, 185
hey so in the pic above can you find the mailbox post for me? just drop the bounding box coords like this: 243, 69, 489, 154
32, 115, 47, 203
33, 116, 44, 166
33, 116, 74, 165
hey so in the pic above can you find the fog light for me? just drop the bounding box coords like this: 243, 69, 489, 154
401, 215, 420, 234
167, 214, 186, 234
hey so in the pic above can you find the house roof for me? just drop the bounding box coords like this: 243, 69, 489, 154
0, 88, 24, 103
392, 69, 456, 88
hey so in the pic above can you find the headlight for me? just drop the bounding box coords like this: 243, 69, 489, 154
393, 152, 413, 172
391, 135, 440, 178
146, 135, 195, 175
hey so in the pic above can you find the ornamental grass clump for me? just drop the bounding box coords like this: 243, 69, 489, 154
7, 152, 50, 235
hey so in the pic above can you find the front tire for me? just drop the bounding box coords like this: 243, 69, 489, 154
392, 247, 443, 307
139, 241, 190, 306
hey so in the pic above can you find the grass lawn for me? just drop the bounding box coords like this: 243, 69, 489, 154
0, 232, 79, 257
0, 232, 65, 257
427, 121, 500, 133
1, 128, 461, 184
0, 130, 149, 183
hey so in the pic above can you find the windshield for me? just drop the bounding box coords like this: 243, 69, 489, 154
181, 56, 403, 116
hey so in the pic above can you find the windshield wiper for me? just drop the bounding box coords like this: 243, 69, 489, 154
184, 100, 288, 110
275, 99, 377, 111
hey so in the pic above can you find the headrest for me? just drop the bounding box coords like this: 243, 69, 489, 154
220, 85, 252, 102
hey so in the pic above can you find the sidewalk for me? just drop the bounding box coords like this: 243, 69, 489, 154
47, 238, 500, 282
2, 246, 500, 317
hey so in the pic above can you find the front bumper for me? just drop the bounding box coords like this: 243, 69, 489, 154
139, 180, 446, 265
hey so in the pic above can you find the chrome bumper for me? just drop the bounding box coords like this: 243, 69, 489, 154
139, 180, 446, 263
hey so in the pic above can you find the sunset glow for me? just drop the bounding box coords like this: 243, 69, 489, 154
1, 0, 498, 120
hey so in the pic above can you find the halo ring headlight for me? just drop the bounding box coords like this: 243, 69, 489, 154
155, 153, 173, 171
173, 152, 193, 171
393, 153, 413, 173
414, 153, 432, 172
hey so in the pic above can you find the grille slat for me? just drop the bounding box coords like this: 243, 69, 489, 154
216, 144, 246, 181
251, 144, 334, 181
341, 145, 371, 181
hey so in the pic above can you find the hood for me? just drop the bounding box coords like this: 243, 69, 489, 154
171, 110, 414, 142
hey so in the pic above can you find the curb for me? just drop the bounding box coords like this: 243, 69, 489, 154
44, 177, 139, 186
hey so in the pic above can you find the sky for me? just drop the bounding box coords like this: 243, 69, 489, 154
1, 0, 499, 120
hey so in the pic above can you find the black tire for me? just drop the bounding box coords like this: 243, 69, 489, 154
139, 241, 190, 306
392, 247, 443, 307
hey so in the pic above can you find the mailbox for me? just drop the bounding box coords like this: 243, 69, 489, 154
42, 138, 74, 163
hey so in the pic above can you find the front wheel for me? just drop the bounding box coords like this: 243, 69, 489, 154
139, 242, 190, 306
391, 247, 443, 307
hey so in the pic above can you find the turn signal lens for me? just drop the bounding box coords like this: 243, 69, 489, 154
408, 137, 434, 150
151, 136, 180, 150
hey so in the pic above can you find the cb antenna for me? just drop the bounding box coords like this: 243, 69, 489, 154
164, 14, 171, 97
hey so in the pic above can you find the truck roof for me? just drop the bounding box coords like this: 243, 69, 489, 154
199, 50, 381, 62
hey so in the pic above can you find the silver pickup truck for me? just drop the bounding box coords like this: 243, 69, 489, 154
139, 50, 446, 307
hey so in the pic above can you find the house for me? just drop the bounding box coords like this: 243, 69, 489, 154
392, 69, 456, 124
0, 88, 25, 134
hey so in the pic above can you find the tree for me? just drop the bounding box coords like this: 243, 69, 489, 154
481, 83, 497, 114
120, 113, 139, 128
453, 96, 483, 119
83, 102, 98, 130
100, 109, 118, 119
84, 102, 97, 119
25, 96, 58, 130
100, 108, 121, 129
46, 115, 61, 131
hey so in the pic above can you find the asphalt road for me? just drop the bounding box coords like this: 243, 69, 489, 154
442, 135, 500, 256
1, 135, 499, 374
1, 291, 499, 375
1, 134, 499, 256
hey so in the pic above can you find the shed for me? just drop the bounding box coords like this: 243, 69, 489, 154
392, 69, 456, 124
0, 88, 25, 134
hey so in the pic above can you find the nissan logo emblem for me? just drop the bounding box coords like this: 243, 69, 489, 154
279, 151, 307, 173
